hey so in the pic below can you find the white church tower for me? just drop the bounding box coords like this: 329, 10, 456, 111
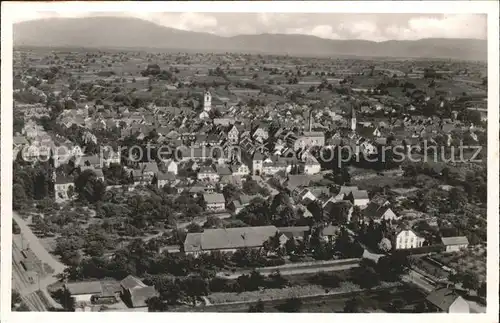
203, 90, 212, 112
351, 107, 357, 131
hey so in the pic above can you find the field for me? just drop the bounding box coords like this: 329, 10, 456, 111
207, 265, 398, 305
410, 255, 450, 281
171, 284, 425, 313
352, 175, 406, 191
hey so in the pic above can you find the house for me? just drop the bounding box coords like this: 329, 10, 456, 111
277, 226, 310, 241
227, 124, 240, 144
214, 118, 236, 126
252, 124, 270, 142
131, 169, 150, 186
203, 193, 226, 212
157, 171, 176, 189
65, 281, 104, 304
252, 150, 265, 175
345, 190, 370, 209
441, 236, 469, 252
322, 225, 341, 242
230, 163, 250, 176
13, 135, 29, 149
303, 155, 321, 174
64, 280, 121, 305
54, 175, 75, 203
130, 162, 159, 185
163, 159, 178, 175
292, 187, 318, 203
199, 111, 210, 119
285, 174, 313, 192
425, 288, 470, 313
262, 157, 289, 175
120, 275, 159, 309
393, 229, 425, 250
229, 194, 261, 214
198, 165, 220, 182
181, 146, 212, 161
335, 186, 360, 200
216, 165, 232, 177
184, 225, 278, 256
77, 155, 101, 169
101, 147, 121, 167
363, 198, 398, 223
294, 132, 325, 150
51, 145, 75, 168
187, 183, 214, 196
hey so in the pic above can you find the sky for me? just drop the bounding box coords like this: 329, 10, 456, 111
11, 11, 487, 42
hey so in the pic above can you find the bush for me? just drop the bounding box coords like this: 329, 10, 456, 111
276, 297, 302, 312
264, 257, 286, 267
209, 277, 232, 293
248, 299, 265, 312
309, 271, 341, 288
265, 270, 289, 289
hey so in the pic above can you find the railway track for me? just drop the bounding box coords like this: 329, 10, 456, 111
12, 235, 55, 311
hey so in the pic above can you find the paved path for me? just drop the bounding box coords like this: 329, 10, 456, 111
217, 259, 361, 279
219, 263, 360, 280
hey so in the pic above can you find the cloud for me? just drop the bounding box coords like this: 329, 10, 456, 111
339, 20, 387, 41
287, 25, 342, 40
122, 12, 217, 33
404, 14, 486, 39
177, 12, 217, 30
257, 13, 292, 26
10, 10, 487, 42
257, 13, 272, 26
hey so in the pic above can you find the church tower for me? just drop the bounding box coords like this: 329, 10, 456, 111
351, 107, 357, 131
203, 90, 212, 112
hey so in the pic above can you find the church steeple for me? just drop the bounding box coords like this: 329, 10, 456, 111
203, 90, 212, 112
351, 106, 357, 131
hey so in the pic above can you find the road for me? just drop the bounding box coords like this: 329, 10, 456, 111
217, 259, 361, 279
13, 212, 66, 273
12, 235, 62, 310
12, 212, 66, 310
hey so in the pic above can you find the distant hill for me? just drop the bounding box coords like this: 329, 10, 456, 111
14, 16, 487, 61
